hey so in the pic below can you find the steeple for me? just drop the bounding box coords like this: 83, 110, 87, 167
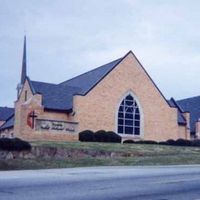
17, 36, 27, 99
21, 35, 27, 84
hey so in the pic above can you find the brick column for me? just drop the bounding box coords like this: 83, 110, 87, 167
196, 119, 200, 139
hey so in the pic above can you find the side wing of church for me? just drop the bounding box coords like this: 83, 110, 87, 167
1, 37, 199, 141
0, 107, 14, 138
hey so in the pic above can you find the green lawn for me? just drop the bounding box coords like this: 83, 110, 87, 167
1, 141, 200, 170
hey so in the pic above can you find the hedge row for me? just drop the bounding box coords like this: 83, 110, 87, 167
124, 139, 200, 147
79, 130, 121, 143
0, 138, 31, 151
79, 130, 200, 147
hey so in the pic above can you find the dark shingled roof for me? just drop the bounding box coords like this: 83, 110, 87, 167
177, 96, 200, 133
60, 57, 123, 95
0, 115, 14, 131
167, 98, 186, 125
28, 56, 124, 112
30, 81, 81, 112
0, 107, 14, 121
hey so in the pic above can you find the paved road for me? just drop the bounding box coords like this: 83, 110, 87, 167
0, 165, 200, 200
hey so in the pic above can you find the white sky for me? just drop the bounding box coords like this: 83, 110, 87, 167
0, 0, 200, 107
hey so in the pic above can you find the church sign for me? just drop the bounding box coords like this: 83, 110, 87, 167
35, 119, 78, 133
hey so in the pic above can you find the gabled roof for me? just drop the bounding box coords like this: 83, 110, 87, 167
167, 98, 186, 125
0, 114, 14, 131
27, 51, 173, 112
27, 55, 125, 112
177, 96, 200, 133
60, 50, 172, 107
60, 57, 124, 95
0, 107, 14, 121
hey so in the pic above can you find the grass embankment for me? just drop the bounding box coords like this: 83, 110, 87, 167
1, 141, 200, 170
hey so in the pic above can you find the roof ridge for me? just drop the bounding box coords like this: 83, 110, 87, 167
0, 106, 14, 109
170, 98, 183, 112
31, 80, 58, 86
60, 57, 123, 85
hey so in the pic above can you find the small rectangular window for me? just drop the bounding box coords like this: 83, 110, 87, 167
25, 90, 28, 101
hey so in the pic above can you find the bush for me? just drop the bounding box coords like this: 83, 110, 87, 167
166, 139, 176, 145
159, 139, 196, 147
94, 130, 121, 143
158, 141, 168, 145
79, 130, 121, 143
79, 130, 94, 142
123, 140, 135, 144
105, 131, 121, 143
135, 140, 158, 145
191, 140, 200, 147
174, 139, 192, 146
94, 130, 107, 142
164, 139, 192, 146
0, 138, 31, 151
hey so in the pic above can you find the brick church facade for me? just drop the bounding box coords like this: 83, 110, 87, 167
1, 37, 199, 141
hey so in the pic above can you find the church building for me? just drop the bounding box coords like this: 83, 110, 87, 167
1, 36, 200, 141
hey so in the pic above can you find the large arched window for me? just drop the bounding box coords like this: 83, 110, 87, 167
118, 94, 140, 135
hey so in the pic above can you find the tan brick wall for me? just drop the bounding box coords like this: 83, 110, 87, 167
196, 120, 200, 138
73, 53, 188, 141
182, 112, 191, 139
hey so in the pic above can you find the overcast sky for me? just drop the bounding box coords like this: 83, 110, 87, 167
0, 0, 200, 107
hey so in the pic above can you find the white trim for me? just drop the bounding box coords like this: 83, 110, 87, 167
115, 90, 144, 139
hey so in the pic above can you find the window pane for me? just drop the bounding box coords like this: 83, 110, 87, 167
126, 95, 133, 100
118, 112, 123, 118
118, 119, 123, 125
134, 127, 140, 135
135, 107, 139, 114
125, 113, 133, 119
135, 120, 140, 127
119, 106, 123, 112
125, 126, 133, 134
126, 100, 133, 106
126, 107, 133, 113
118, 126, 123, 133
135, 114, 140, 120
125, 119, 133, 126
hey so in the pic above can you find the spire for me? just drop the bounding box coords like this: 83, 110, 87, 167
17, 36, 27, 99
21, 35, 27, 84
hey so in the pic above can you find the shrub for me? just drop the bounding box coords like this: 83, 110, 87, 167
94, 130, 121, 143
158, 141, 168, 145
0, 138, 31, 151
166, 139, 176, 146
135, 140, 158, 145
174, 139, 192, 146
94, 130, 107, 142
79, 130, 121, 143
123, 140, 135, 144
79, 130, 94, 142
105, 131, 121, 143
191, 140, 200, 147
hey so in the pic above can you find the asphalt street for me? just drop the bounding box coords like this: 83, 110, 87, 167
0, 165, 200, 200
